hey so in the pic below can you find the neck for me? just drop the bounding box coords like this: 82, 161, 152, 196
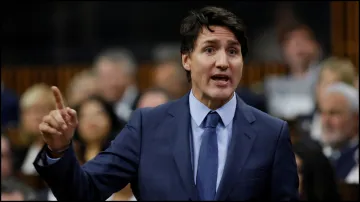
289, 64, 309, 78
84, 143, 102, 162
86, 141, 102, 151
192, 89, 233, 110
113, 184, 133, 200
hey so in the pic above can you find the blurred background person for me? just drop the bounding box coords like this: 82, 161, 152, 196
7, 83, 55, 191
319, 82, 358, 182
279, 23, 323, 80
136, 88, 171, 108
265, 23, 323, 120
73, 96, 126, 164
71, 96, 133, 201
93, 48, 140, 121
1, 82, 20, 133
152, 59, 189, 100
151, 44, 190, 99
66, 69, 98, 108
1, 135, 37, 201
303, 57, 357, 142
250, 2, 297, 62
293, 140, 340, 201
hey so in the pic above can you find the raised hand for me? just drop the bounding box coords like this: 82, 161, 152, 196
39, 86, 78, 153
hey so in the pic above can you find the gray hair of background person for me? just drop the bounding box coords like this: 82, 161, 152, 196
93, 48, 137, 77
141, 87, 173, 101
152, 44, 188, 84
324, 82, 359, 112
152, 43, 181, 63
152, 44, 189, 89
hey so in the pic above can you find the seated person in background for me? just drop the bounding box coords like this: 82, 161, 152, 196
152, 58, 190, 99
264, 23, 323, 119
72, 96, 131, 201
1, 135, 37, 201
1, 82, 20, 132
10, 84, 55, 191
293, 140, 340, 201
136, 88, 171, 109
73, 96, 127, 163
93, 48, 140, 121
303, 57, 357, 143
285, 117, 322, 152
318, 82, 359, 181
66, 69, 98, 108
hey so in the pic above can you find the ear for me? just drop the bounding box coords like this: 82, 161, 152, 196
182, 54, 191, 71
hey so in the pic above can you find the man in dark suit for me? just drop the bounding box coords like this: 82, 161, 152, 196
34, 6, 299, 201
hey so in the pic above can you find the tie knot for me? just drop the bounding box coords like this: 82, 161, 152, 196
204, 111, 221, 128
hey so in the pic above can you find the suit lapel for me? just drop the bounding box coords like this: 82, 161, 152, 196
168, 93, 199, 200
216, 96, 257, 200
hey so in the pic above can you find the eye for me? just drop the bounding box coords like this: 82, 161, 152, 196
204, 47, 215, 54
228, 48, 238, 55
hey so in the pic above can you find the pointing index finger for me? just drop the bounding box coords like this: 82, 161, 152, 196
51, 86, 65, 110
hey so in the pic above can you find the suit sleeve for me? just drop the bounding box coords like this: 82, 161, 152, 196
271, 121, 299, 201
33, 109, 143, 201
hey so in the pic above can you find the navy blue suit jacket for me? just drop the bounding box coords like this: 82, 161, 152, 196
33, 93, 299, 201
335, 144, 359, 180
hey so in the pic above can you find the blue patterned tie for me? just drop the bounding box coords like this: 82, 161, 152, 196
196, 111, 220, 201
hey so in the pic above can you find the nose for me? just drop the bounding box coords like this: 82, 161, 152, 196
215, 50, 229, 70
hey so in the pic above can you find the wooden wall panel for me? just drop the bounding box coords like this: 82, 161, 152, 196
1, 65, 88, 96
331, 1, 346, 57
1, 63, 287, 96
331, 1, 359, 71
347, 1, 359, 71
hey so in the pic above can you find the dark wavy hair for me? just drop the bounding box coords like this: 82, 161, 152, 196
180, 6, 248, 82
293, 141, 340, 201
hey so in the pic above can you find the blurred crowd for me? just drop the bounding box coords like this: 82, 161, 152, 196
1, 22, 358, 201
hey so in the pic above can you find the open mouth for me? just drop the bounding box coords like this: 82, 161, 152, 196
210, 74, 231, 87
210, 75, 230, 82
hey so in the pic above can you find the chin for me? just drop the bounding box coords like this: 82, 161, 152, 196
207, 88, 234, 101
324, 133, 343, 145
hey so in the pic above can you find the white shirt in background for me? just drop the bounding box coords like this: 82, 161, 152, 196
21, 143, 43, 175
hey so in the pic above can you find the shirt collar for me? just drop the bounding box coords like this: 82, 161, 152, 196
189, 90, 237, 127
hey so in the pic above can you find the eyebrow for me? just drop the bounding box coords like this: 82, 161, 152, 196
202, 39, 241, 47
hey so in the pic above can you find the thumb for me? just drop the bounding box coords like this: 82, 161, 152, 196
66, 107, 78, 126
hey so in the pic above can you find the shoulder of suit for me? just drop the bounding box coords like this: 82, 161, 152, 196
132, 98, 181, 122
243, 103, 285, 126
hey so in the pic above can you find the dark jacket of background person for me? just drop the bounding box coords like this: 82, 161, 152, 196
293, 141, 340, 201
